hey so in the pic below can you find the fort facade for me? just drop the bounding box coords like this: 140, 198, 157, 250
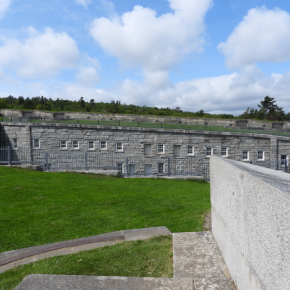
1, 121, 290, 163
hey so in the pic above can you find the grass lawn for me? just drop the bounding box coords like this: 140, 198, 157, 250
0, 236, 172, 290
0, 167, 210, 252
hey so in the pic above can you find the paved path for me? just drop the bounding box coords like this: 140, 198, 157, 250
10, 231, 235, 290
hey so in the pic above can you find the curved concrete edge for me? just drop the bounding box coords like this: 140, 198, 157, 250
0, 235, 125, 267
0, 227, 171, 274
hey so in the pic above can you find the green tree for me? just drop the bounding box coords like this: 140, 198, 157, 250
197, 109, 205, 117
79, 97, 86, 108
257, 96, 284, 121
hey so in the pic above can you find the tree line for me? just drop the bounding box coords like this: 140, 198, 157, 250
0, 95, 289, 121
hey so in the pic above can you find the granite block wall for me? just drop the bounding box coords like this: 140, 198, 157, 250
1, 123, 290, 163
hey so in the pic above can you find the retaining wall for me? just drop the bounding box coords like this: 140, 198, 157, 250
1, 109, 289, 129
210, 156, 290, 290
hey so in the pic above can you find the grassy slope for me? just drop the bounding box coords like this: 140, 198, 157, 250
0, 167, 210, 252
0, 236, 173, 290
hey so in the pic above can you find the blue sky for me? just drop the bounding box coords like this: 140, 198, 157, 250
1, 0, 290, 115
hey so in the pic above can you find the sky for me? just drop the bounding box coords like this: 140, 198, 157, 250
1, 0, 290, 115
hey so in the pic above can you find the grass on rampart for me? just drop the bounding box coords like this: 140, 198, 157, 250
0, 167, 210, 252
2, 115, 290, 137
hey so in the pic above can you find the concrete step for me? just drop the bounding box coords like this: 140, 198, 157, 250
14, 275, 193, 290
14, 275, 236, 290
173, 232, 234, 289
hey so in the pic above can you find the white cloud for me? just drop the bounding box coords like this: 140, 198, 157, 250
0, 0, 12, 19
90, 0, 213, 72
0, 27, 80, 79
114, 69, 290, 115
52, 85, 113, 103
218, 7, 290, 70
76, 66, 100, 87
100, 0, 115, 14
75, 0, 91, 8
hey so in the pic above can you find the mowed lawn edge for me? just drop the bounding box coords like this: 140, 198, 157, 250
0, 167, 210, 252
0, 236, 173, 290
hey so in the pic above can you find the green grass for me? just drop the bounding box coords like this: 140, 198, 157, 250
0, 236, 173, 290
0, 167, 210, 252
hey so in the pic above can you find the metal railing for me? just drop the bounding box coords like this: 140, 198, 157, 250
0, 147, 45, 165
0, 147, 210, 180
44, 151, 125, 171
122, 157, 209, 179
250, 159, 289, 173
1, 146, 287, 180
1, 115, 290, 138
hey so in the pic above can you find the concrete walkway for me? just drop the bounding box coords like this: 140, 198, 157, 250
173, 232, 234, 289
10, 231, 235, 290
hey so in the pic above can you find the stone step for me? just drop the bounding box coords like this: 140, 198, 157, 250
13, 231, 236, 290
173, 232, 234, 289
14, 275, 193, 290
14, 274, 236, 290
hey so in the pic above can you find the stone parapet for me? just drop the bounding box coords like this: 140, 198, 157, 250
210, 156, 290, 290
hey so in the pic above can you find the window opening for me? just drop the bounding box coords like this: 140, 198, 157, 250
116, 142, 123, 151
158, 163, 164, 173
257, 151, 264, 160
241, 151, 249, 160
12, 138, 17, 149
187, 145, 194, 155
281, 155, 287, 165
157, 144, 164, 153
221, 147, 228, 157
88, 141, 94, 149
60, 141, 67, 149
205, 147, 212, 156
117, 163, 123, 173
33, 139, 40, 149
100, 141, 107, 150
72, 141, 79, 149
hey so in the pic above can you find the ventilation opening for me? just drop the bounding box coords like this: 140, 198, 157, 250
236, 120, 248, 127
272, 123, 284, 129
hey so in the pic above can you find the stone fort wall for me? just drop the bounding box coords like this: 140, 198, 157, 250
1, 109, 289, 129
1, 122, 290, 162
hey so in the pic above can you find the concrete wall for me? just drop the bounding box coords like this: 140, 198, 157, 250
1, 122, 290, 162
210, 156, 290, 290
1, 109, 289, 129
